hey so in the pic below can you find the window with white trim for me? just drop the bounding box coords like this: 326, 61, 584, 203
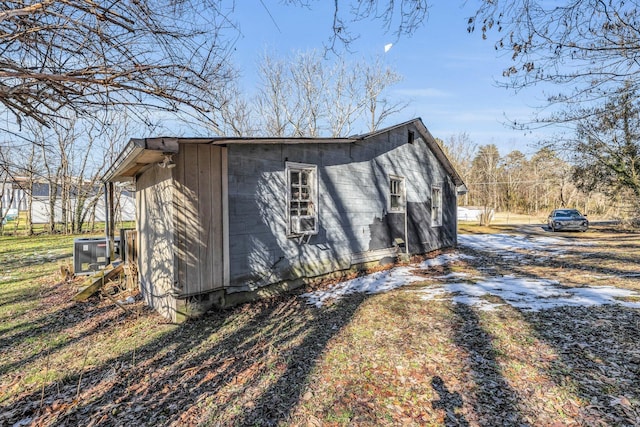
431, 186, 442, 226
389, 176, 405, 212
286, 162, 318, 236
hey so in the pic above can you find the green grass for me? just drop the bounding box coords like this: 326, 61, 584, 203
1, 213, 135, 236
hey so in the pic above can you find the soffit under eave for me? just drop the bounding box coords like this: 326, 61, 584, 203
104, 138, 180, 182
114, 153, 168, 182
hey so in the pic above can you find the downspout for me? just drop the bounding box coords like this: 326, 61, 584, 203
104, 181, 115, 264
108, 182, 115, 263
103, 182, 110, 264
404, 181, 409, 255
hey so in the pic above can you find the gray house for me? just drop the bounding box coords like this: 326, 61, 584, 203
104, 118, 466, 321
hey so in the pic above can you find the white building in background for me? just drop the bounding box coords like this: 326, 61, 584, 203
457, 206, 486, 221
1, 177, 135, 224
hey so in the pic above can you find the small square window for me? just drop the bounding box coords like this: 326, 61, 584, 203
389, 176, 405, 212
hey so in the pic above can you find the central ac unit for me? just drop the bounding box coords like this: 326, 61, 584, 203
291, 216, 317, 235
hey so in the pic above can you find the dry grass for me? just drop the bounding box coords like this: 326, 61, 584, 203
1, 224, 640, 426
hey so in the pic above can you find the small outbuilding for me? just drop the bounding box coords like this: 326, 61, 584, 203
104, 118, 466, 321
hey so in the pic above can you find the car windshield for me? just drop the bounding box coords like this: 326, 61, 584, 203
555, 210, 581, 218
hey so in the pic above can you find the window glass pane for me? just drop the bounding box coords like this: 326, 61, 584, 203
291, 171, 300, 185
289, 167, 315, 216
431, 187, 442, 226
390, 178, 403, 210
32, 182, 49, 197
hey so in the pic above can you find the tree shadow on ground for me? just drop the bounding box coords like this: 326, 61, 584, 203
451, 303, 530, 427
461, 235, 640, 288
525, 305, 640, 426
457, 233, 640, 425
0, 291, 368, 426
0, 302, 116, 377
0, 250, 72, 272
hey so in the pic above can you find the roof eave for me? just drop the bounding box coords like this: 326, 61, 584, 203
103, 138, 180, 182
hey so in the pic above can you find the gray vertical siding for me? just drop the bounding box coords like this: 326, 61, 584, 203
173, 145, 226, 297
136, 164, 177, 319
226, 124, 457, 292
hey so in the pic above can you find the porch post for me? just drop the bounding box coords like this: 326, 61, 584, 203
104, 181, 116, 264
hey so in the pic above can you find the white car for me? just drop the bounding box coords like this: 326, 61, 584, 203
547, 209, 589, 232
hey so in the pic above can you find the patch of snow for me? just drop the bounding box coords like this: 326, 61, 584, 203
417, 253, 475, 268
458, 234, 593, 261
300, 233, 640, 311
415, 277, 640, 312
301, 266, 418, 308
300, 253, 469, 308
432, 272, 471, 280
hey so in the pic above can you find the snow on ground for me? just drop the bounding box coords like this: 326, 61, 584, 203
458, 233, 593, 262
301, 253, 471, 308
415, 276, 640, 312
300, 233, 640, 311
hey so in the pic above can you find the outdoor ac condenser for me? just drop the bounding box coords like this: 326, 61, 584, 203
73, 237, 120, 275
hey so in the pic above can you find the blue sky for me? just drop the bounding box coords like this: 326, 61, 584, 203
228, 1, 558, 157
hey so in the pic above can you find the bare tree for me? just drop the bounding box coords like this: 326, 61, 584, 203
470, 144, 501, 225
440, 133, 477, 205
253, 51, 406, 137
0, 0, 236, 132
214, 79, 256, 137
571, 82, 640, 201
290, 51, 328, 137
0, 146, 13, 232
528, 148, 570, 211
363, 57, 407, 132
499, 150, 528, 212
18, 118, 70, 232
18, 110, 135, 234
70, 113, 132, 233
325, 60, 363, 137
2, 0, 436, 138
23, 143, 38, 235
255, 54, 292, 137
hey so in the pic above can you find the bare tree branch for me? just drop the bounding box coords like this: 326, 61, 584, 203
284, 0, 429, 53
0, 0, 236, 130
470, 0, 640, 124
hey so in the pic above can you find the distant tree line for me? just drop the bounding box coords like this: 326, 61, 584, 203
210, 50, 406, 138
440, 135, 636, 225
